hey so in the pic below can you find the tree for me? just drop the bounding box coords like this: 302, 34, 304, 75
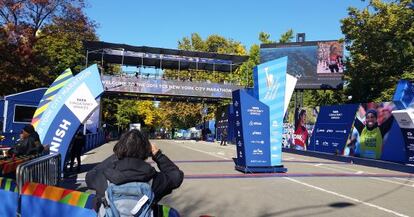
341, 0, 414, 103
279, 29, 294, 43
0, 0, 96, 95
259, 31, 273, 44
114, 100, 138, 131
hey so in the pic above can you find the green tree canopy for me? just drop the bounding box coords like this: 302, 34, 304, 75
341, 0, 414, 103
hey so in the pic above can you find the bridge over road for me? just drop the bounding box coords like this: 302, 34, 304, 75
63, 140, 414, 217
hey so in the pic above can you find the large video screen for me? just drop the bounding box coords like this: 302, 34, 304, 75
260, 40, 344, 89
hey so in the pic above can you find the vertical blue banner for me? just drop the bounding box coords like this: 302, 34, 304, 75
393, 80, 414, 110
36, 64, 104, 168
232, 57, 288, 173
401, 128, 414, 163
232, 91, 246, 167
233, 90, 270, 167
253, 57, 287, 166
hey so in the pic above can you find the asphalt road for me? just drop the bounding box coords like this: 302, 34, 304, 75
64, 140, 414, 217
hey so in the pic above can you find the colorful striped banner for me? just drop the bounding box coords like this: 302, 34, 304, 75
161, 205, 181, 217
32, 69, 73, 130
0, 177, 18, 192
22, 182, 94, 209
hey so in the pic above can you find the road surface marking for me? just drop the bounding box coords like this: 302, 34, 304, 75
315, 164, 414, 188
284, 177, 409, 217
179, 144, 230, 160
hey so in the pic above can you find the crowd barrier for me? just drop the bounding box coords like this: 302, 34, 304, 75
83, 130, 105, 154
16, 153, 61, 194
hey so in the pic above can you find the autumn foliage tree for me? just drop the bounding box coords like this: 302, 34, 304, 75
0, 0, 97, 95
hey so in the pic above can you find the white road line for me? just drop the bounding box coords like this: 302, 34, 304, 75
315, 164, 359, 174
370, 177, 414, 188
314, 164, 414, 188
179, 144, 230, 160
393, 178, 414, 183
320, 164, 368, 173
284, 177, 409, 217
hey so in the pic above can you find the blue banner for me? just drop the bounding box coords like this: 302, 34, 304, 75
32, 69, 73, 130
233, 57, 288, 172
233, 89, 270, 167
21, 195, 96, 217
401, 128, 414, 163
102, 75, 241, 99
36, 65, 103, 167
0, 190, 17, 216
253, 57, 287, 166
392, 79, 414, 163
309, 104, 358, 154
393, 80, 414, 110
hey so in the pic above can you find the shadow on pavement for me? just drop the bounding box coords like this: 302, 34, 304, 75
59, 162, 99, 191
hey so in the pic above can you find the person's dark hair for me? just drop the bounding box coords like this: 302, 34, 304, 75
366, 109, 377, 118
113, 129, 151, 160
299, 109, 307, 119
23, 124, 35, 134
295, 108, 307, 130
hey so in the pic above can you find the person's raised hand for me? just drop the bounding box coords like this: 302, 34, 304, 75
151, 143, 160, 156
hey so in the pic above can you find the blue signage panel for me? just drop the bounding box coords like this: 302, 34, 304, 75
253, 57, 287, 166
393, 80, 414, 110
309, 104, 358, 154
233, 89, 270, 167
232, 90, 246, 167
381, 121, 407, 163
401, 128, 414, 163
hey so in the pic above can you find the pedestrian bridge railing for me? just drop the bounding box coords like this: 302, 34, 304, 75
16, 153, 61, 194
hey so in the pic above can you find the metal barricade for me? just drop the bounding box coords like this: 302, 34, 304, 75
16, 154, 61, 194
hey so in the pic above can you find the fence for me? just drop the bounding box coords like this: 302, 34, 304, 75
83, 130, 105, 154
16, 153, 61, 194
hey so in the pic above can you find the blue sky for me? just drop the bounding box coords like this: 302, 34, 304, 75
85, 0, 368, 50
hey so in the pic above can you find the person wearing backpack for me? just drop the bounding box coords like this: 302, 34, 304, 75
85, 129, 184, 216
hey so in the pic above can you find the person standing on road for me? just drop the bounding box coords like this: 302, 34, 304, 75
220, 128, 227, 146
69, 129, 85, 172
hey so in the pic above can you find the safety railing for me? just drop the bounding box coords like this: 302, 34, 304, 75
83, 130, 105, 154
16, 153, 61, 194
